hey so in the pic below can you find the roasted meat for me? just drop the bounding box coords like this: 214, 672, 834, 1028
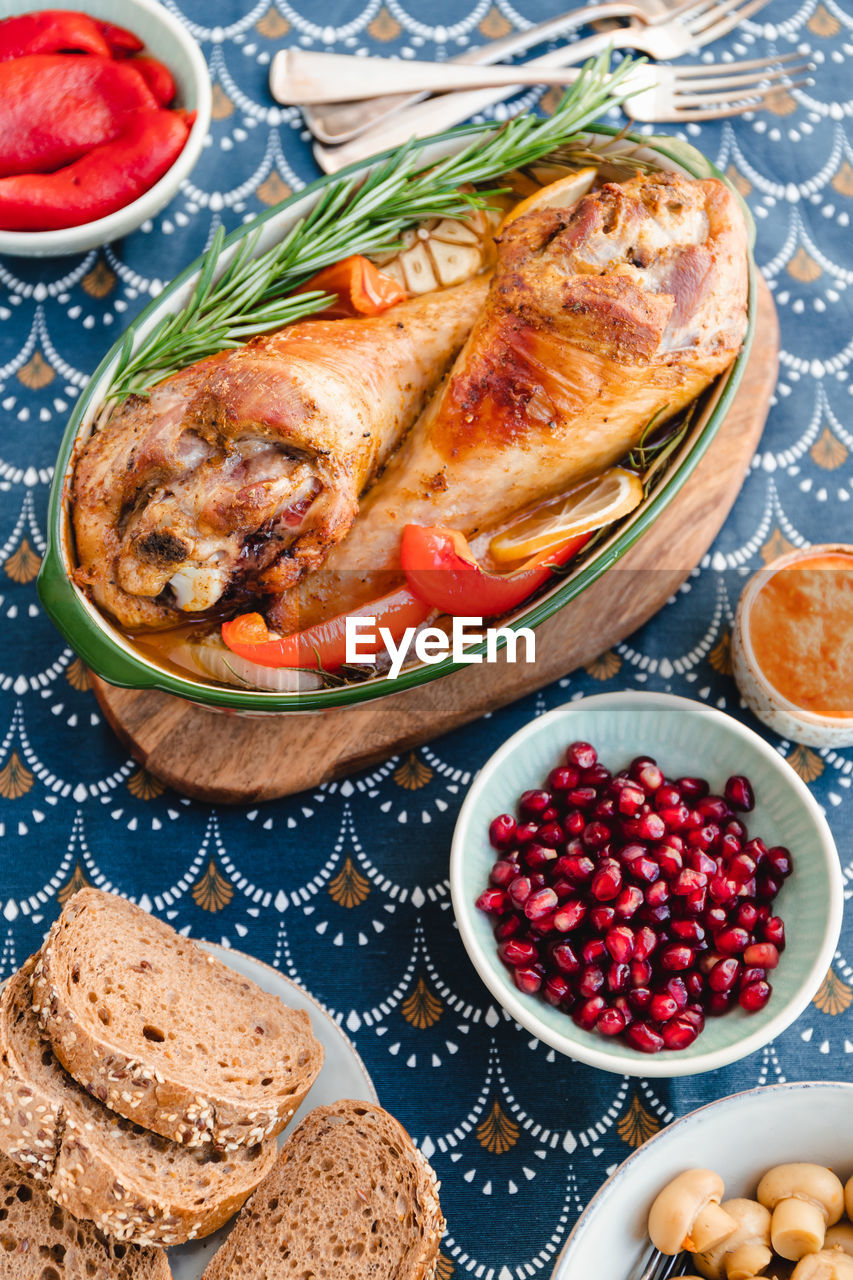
280, 171, 749, 631
71, 275, 489, 629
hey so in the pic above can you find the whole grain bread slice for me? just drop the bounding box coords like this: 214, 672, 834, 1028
0, 1149, 171, 1280
201, 1100, 445, 1280
31, 889, 324, 1149
0, 957, 278, 1246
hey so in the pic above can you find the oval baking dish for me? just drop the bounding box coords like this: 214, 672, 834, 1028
38, 124, 757, 713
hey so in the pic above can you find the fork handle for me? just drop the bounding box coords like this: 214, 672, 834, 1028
313, 28, 626, 174
299, 2, 637, 144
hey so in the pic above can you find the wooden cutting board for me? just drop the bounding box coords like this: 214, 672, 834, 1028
93, 278, 778, 804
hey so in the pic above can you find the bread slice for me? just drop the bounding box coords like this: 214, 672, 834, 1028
31, 889, 324, 1149
201, 1100, 445, 1280
0, 1149, 171, 1280
0, 957, 278, 1246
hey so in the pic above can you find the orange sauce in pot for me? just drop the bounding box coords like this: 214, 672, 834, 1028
748, 551, 853, 718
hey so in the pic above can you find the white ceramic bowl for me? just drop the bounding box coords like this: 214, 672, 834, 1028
450, 692, 843, 1077
732, 544, 853, 748
554, 1082, 853, 1278
0, 0, 211, 256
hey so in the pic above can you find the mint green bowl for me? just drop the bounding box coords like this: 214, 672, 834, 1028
38, 128, 756, 713
450, 692, 842, 1077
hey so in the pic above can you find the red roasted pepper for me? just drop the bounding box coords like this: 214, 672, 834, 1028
0, 9, 111, 60
0, 54, 158, 178
297, 255, 407, 318
400, 524, 591, 617
222, 587, 431, 671
96, 19, 145, 57
0, 108, 193, 231
130, 55, 176, 106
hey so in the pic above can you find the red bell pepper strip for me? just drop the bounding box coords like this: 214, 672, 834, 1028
96, 20, 145, 57
0, 10, 111, 60
130, 55, 177, 106
296, 255, 407, 319
400, 524, 591, 618
222, 586, 431, 671
0, 55, 158, 178
0, 108, 193, 231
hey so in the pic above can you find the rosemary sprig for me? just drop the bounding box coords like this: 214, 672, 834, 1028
108, 50, 641, 402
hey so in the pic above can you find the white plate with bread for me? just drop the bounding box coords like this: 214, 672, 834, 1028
0, 888, 445, 1279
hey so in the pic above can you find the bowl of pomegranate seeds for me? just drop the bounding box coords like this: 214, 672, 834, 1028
450, 692, 842, 1077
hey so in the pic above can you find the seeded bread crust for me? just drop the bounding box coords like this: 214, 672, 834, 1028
201, 1100, 445, 1280
0, 1150, 171, 1280
31, 889, 324, 1149
0, 957, 278, 1247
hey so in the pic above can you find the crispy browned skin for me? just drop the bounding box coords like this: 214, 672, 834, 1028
71, 276, 488, 630
282, 172, 748, 631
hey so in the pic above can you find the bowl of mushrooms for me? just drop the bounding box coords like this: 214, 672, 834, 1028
553, 1082, 853, 1279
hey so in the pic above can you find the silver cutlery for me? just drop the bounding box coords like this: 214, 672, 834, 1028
312, 0, 775, 173
633, 1247, 691, 1280
295, 0, 685, 145
622, 53, 810, 121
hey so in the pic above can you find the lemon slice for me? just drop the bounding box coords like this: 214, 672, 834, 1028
500, 167, 597, 231
489, 467, 644, 564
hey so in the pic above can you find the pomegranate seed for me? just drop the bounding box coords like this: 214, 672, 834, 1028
582, 821, 612, 849
687, 826, 720, 854
628, 986, 652, 1012
525, 843, 558, 870
633, 926, 658, 962
566, 741, 597, 770
673, 868, 708, 895
553, 899, 587, 932
725, 774, 755, 812
767, 846, 793, 878
508, 876, 532, 908
597, 1007, 627, 1037
620, 842, 650, 864
660, 943, 693, 971
645, 879, 669, 907
550, 942, 580, 975
757, 874, 783, 903
739, 979, 771, 1012
593, 797, 616, 820
655, 785, 684, 811
525, 888, 558, 921
708, 957, 741, 993
636, 762, 664, 792
681, 1004, 706, 1032
744, 942, 779, 969
625, 1022, 664, 1053
697, 796, 731, 823
650, 992, 679, 1022
704, 906, 728, 931
686, 850, 717, 877
755, 903, 771, 925
607, 962, 630, 994
582, 938, 607, 965
656, 845, 684, 877
515, 821, 539, 845
678, 776, 709, 800
565, 811, 586, 835
661, 1016, 699, 1050
590, 906, 616, 932
763, 917, 786, 950
642, 903, 671, 928
685, 972, 705, 1001
582, 763, 612, 788
707, 989, 734, 1016
715, 926, 750, 957
685, 888, 707, 916
699, 950, 723, 975
630, 958, 652, 987
568, 787, 597, 810
632, 813, 666, 841
495, 915, 522, 945
529, 873, 546, 891
631, 856, 661, 885
709, 875, 737, 905
743, 837, 769, 865
726, 818, 748, 842
514, 966, 543, 995
548, 766, 580, 793
543, 973, 572, 1007
489, 814, 517, 850
604, 925, 635, 963
476, 889, 509, 914
590, 860, 622, 901
720, 833, 743, 861
728, 853, 757, 884
740, 966, 767, 987
529, 911, 558, 936
683, 808, 703, 831
737, 902, 760, 931
536, 821, 565, 847
573, 995, 606, 1030
498, 938, 538, 967
618, 786, 646, 816
541, 806, 560, 824
520, 790, 552, 818
672, 920, 706, 945
614, 885, 645, 919
489, 860, 518, 888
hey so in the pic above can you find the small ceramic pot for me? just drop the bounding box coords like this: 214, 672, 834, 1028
732, 543, 853, 748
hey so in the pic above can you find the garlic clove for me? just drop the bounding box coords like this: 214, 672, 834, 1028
430, 217, 481, 246
399, 241, 439, 294
427, 240, 483, 288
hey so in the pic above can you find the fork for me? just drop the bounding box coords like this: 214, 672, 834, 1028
313, 0, 775, 173
622, 53, 811, 120
632, 1248, 691, 1280
292, 0, 697, 144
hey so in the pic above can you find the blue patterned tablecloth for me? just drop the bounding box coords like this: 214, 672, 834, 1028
1, 1, 852, 1274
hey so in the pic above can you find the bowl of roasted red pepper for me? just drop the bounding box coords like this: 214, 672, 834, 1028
0, 1, 210, 254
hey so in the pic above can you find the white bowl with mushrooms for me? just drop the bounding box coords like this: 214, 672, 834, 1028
553, 1082, 853, 1280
